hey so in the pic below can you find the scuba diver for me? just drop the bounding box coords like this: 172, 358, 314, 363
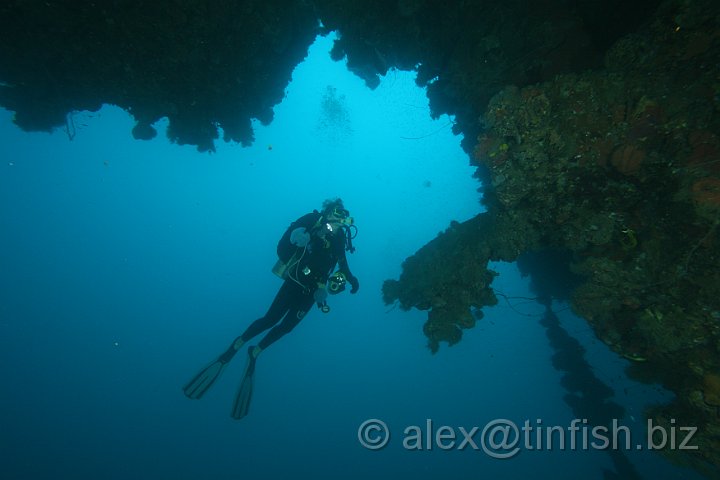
183, 198, 359, 419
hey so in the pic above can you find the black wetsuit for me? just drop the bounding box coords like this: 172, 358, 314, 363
238, 212, 355, 350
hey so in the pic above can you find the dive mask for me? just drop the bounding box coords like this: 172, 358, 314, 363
329, 207, 354, 226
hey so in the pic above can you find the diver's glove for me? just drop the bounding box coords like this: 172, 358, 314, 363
290, 227, 310, 247
314, 285, 328, 305
348, 275, 359, 294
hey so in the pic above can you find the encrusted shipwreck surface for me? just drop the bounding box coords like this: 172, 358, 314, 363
0, 0, 656, 152
0, 0, 319, 151
2, 0, 720, 473
316, 0, 660, 151
382, 211, 544, 352
384, 0, 720, 471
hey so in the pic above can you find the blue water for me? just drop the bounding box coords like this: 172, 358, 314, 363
0, 35, 706, 480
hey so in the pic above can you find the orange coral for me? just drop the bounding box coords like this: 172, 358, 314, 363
474, 134, 508, 165
687, 131, 720, 173
689, 130, 718, 148
610, 145, 645, 175
683, 32, 720, 60
691, 177, 720, 208
703, 373, 720, 406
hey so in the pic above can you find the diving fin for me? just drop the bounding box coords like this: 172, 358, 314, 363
231, 347, 258, 420
183, 343, 240, 400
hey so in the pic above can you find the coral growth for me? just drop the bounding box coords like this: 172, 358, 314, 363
691, 178, 720, 208
703, 373, 720, 407
687, 131, 720, 173
0, 1, 320, 151
386, 0, 720, 470
610, 144, 645, 175
382, 214, 501, 352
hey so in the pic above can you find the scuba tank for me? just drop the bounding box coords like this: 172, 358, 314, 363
272, 258, 289, 279
272, 249, 302, 279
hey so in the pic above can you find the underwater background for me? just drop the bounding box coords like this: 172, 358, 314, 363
0, 34, 708, 480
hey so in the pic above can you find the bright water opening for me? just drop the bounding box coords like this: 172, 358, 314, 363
0, 33, 701, 480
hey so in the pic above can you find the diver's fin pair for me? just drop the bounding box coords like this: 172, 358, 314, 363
183, 343, 240, 400
231, 347, 258, 420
